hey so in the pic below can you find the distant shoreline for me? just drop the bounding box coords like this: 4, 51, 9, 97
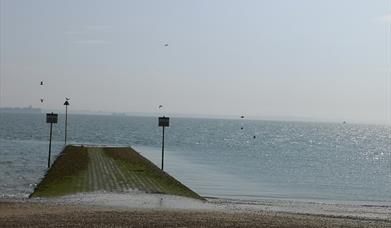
1, 109, 388, 126
0, 106, 41, 114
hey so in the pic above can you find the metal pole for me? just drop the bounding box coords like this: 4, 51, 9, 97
161, 126, 165, 170
64, 105, 68, 145
48, 122, 53, 168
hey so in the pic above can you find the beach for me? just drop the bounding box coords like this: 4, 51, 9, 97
1, 192, 390, 227
1, 201, 390, 227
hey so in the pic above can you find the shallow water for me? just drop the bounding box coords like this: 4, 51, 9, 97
0, 113, 390, 206
45, 191, 213, 210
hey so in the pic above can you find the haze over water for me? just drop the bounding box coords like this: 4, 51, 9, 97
0, 113, 390, 206
1, 1, 390, 125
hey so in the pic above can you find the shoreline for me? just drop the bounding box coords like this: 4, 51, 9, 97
2, 192, 391, 219
1, 192, 390, 227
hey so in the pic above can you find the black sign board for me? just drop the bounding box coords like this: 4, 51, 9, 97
158, 116, 169, 127
46, 113, 58, 124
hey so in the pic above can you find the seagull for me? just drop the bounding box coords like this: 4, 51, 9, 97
158, 105, 163, 109
65, 97, 70, 101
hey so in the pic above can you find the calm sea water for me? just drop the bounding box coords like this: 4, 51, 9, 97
0, 113, 390, 205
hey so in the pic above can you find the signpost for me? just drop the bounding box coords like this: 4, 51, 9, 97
63, 100, 70, 145
46, 112, 58, 168
158, 116, 169, 170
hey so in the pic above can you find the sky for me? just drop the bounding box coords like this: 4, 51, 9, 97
0, 0, 390, 124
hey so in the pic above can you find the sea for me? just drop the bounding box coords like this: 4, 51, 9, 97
0, 113, 390, 206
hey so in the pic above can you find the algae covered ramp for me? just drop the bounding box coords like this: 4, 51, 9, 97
31, 145, 203, 200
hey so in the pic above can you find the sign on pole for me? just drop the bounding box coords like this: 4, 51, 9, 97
46, 112, 58, 168
158, 116, 169, 170
46, 113, 58, 123
159, 116, 169, 127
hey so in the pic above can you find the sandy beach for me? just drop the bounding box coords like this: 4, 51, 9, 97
1, 193, 390, 227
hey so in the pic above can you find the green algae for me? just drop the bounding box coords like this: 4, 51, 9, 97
30, 145, 203, 200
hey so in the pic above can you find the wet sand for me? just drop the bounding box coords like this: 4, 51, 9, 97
1, 197, 390, 227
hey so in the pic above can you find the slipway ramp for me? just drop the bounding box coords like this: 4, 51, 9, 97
30, 145, 203, 200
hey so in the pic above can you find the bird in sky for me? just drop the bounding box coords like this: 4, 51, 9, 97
158, 105, 163, 109
40, 81, 43, 85
40, 98, 44, 103
65, 97, 70, 101
164, 44, 168, 47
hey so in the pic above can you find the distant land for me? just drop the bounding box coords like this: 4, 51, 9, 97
0, 106, 42, 114
1, 106, 385, 125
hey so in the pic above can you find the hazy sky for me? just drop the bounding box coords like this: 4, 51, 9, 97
1, 0, 390, 124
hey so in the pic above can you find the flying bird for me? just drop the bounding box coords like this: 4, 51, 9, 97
158, 105, 163, 109
164, 44, 168, 47
65, 97, 70, 101
40, 81, 43, 85
40, 98, 44, 103
240, 116, 244, 119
